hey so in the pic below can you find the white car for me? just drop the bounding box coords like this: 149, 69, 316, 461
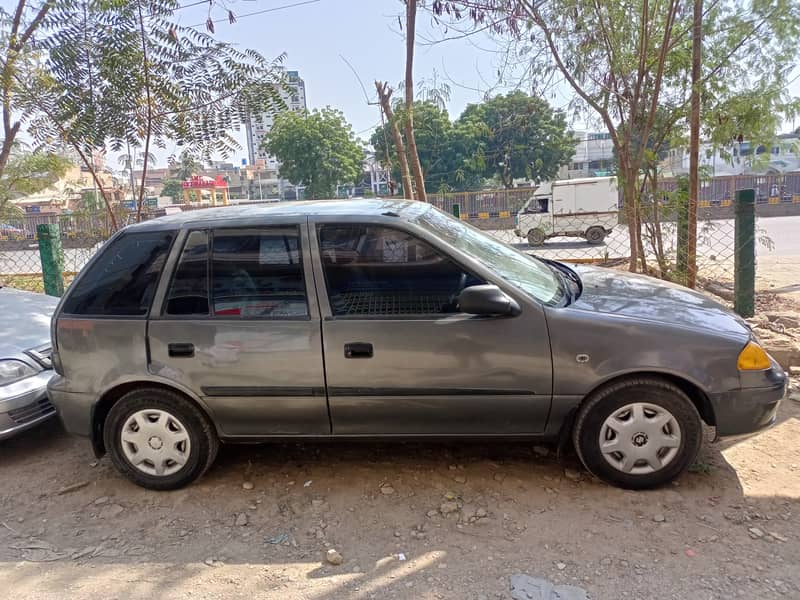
0, 286, 58, 440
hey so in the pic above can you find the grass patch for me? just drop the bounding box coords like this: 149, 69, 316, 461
0, 273, 74, 295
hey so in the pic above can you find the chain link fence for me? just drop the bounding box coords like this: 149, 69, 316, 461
2, 173, 798, 294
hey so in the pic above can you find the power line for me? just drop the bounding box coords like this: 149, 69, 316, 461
188, 0, 321, 27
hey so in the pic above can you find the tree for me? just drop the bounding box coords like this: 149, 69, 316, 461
160, 178, 183, 203
118, 149, 156, 201
375, 81, 413, 198
27, 0, 286, 229
0, 147, 71, 210
0, 1, 53, 181
263, 108, 364, 199
370, 101, 456, 192
403, 0, 427, 201
168, 150, 203, 182
432, 0, 800, 276
458, 91, 575, 188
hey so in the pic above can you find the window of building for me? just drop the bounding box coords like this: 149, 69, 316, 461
318, 225, 483, 317
165, 231, 209, 316
772, 146, 781, 155
756, 145, 767, 155
211, 227, 308, 318
62, 231, 175, 316
571, 162, 584, 171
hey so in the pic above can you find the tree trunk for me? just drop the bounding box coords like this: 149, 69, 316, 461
687, 0, 703, 288
135, 0, 153, 223
375, 81, 413, 199
71, 144, 118, 231
621, 161, 640, 272
403, 0, 426, 201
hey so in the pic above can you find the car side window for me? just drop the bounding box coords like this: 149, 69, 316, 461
61, 231, 174, 317
318, 224, 483, 317
165, 230, 209, 316
211, 227, 308, 318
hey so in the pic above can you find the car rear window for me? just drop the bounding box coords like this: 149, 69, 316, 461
61, 231, 175, 316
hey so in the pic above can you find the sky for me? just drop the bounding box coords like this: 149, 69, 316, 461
154, 0, 581, 168
5, 0, 800, 169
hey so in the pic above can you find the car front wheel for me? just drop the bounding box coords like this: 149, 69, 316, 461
104, 388, 219, 490
572, 377, 703, 489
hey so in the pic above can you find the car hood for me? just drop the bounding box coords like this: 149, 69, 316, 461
0, 287, 58, 358
568, 265, 750, 340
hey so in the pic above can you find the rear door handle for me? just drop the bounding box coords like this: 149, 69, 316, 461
344, 342, 373, 359
168, 343, 195, 358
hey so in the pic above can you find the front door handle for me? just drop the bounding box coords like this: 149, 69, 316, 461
344, 342, 373, 359
168, 343, 195, 358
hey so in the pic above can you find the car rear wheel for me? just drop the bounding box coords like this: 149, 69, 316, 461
585, 226, 606, 244
104, 388, 219, 490
527, 228, 546, 246
572, 377, 702, 489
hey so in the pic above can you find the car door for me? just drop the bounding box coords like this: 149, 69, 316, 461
147, 222, 329, 437
310, 218, 553, 435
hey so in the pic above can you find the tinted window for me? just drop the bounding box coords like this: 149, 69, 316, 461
318, 225, 482, 317
211, 227, 308, 318
166, 231, 209, 316
62, 231, 174, 316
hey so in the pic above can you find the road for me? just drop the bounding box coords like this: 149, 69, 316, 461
1, 216, 799, 277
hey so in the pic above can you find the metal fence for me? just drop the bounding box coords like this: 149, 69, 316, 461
2, 173, 799, 293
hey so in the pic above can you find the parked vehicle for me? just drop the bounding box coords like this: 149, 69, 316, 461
514, 177, 619, 245
0, 223, 24, 239
0, 287, 58, 440
49, 200, 785, 490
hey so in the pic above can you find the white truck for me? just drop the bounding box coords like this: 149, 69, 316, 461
514, 176, 619, 246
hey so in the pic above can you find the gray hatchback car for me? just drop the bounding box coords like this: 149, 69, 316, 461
48, 200, 786, 490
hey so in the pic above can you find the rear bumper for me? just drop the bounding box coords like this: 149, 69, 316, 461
47, 375, 94, 437
0, 371, 56, 440
709, 376, 787, 439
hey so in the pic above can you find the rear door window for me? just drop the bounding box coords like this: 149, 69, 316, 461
61, 231, 175, 316
211, 227, 308, 318
165, 230, 209, 316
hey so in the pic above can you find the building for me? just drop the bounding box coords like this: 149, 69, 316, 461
661, 133, 800, 177
244, 68, 307, 169
559, 131, 616, 179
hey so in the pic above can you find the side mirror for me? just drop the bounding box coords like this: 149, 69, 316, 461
457, 284, 521, 317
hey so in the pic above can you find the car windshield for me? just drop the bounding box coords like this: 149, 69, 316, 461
414, 206, 565, 305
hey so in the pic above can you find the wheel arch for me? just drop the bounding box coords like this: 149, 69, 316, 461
90, 380, 217, 457
579, 371, 716, 427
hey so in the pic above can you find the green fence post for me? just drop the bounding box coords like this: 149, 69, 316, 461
734, 188, 756, 318
37, 223, 65, 297
452, 203, 460, 219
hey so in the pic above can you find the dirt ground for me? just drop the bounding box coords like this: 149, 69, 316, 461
1, 383, 799, 600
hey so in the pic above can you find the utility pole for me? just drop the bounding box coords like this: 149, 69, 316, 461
687, 0, 703, 288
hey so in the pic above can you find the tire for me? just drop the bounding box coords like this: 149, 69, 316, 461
527, 228, 546, 246
104, 388, 219, 490
585, 226, 606, 244
572, 377, 702, 490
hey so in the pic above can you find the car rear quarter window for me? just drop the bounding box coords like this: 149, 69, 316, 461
211, 227, 308, 318
61, 231, 175, 317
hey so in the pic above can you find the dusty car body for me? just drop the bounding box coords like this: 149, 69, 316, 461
0, 287, 57, 440
48, 200, 786, 490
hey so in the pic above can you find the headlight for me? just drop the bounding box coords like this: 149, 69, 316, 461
737, 341, 772, 371
0, 359, 38, 385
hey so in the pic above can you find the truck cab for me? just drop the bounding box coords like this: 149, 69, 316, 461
515, 177, 619, 246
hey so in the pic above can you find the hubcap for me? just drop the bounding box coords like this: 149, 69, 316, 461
120, 409, 191, 477
599, 402, 681, 475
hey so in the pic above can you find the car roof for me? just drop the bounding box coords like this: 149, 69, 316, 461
125, 199, 433, 232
